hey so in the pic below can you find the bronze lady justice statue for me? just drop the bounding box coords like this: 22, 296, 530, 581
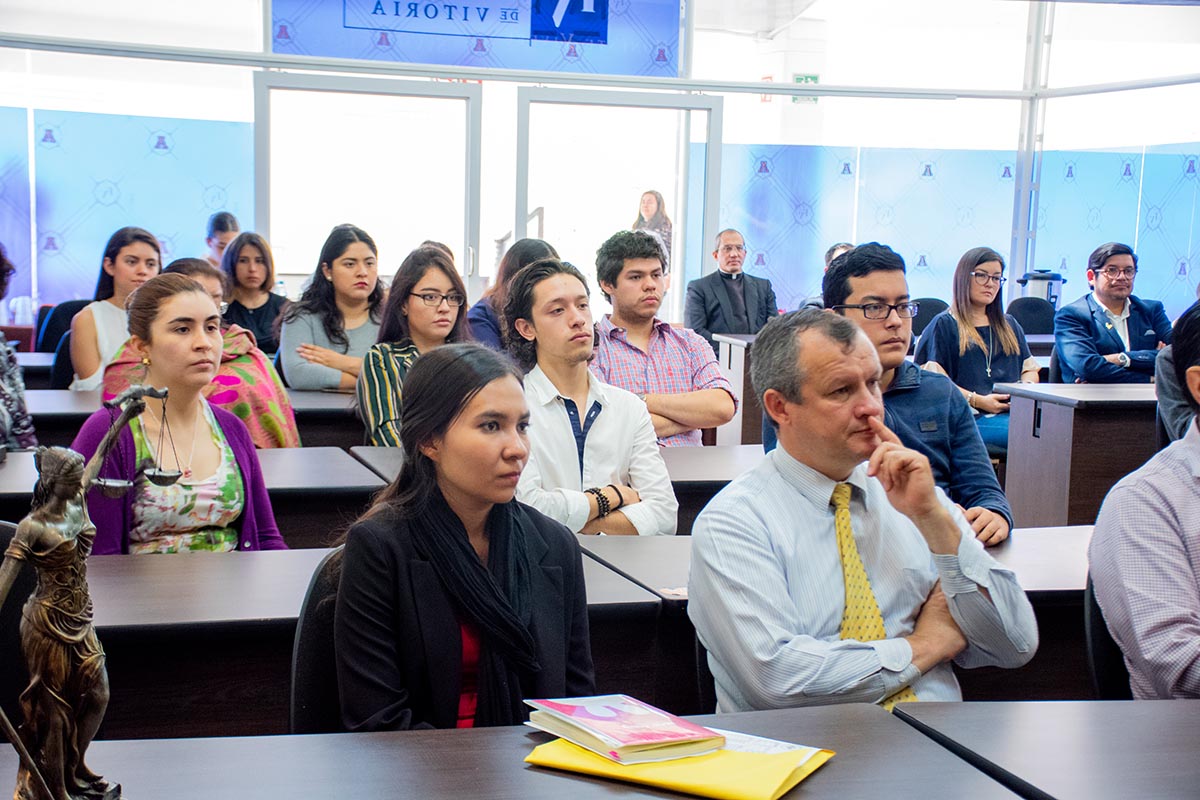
0, 387, 167, 800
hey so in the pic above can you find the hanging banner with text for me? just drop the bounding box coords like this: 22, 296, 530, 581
270, 0, 681, 77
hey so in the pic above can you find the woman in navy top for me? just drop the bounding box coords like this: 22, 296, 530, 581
466, 238, 557, 350
915, 246, 1040, 455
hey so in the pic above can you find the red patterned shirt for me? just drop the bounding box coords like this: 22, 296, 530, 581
591, 315, 737, 447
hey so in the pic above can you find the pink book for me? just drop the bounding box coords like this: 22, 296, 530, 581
525, 695, 725, 764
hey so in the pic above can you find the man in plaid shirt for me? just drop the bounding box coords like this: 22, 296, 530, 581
592, 231, 737, 446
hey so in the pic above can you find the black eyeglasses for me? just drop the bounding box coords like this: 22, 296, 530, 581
970, 272, 1006, 287
833, 301, 920, 320
410, 292, 466, 308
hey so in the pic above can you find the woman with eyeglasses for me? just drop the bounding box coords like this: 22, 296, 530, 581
915, 246, 1039, 455
357, 246, 472, 446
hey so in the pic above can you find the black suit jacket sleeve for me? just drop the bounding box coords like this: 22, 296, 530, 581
335, 517, 438, 732
684, 279, 714, 344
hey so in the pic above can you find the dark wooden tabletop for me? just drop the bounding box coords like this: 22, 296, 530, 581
577, 534, 692, 605
82, 546, 656, 631
15, 351, 53, 371
350, 445, 404, 482
659, 444, 763, 486
287, 389, 358, 415
989, 525, 1092, 596
25, 388, 102, 416
87, 548, 330, 630
996, 382, 1157, 408
352, 445, 764, 490
0, 447, 385, 503
0, 704, 1016, 799
896, 700, 1200, 800
254, 446, 385, 494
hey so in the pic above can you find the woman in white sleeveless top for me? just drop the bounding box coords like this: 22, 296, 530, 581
69, 227, 161, 391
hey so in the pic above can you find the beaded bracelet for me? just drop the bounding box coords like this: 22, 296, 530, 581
585, 487, 610, 517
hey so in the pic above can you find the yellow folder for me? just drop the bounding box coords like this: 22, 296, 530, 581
525, 737, 834, 800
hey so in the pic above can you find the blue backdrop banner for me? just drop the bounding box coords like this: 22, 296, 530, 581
32, 110, 253, 306
270, 0, 680, 77
0, 107, 32, 307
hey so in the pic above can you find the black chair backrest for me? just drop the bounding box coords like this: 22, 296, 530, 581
273, 351, 289, 388
1155, 407, 1172, 451
34, 305, 51, 343
0, 521, 38, 725
695, 637, 716, 714
1084, 574, 1133, 700
1048, 346, 1063, 384
291, 546, 343, 734
50, 331, 75, 390
36, 299, 89, 353
1006, 296, 1056, 335
911, 297, 948, 338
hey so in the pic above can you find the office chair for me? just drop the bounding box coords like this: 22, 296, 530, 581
290, 546, 344, 734
1083, 574, 1133, 700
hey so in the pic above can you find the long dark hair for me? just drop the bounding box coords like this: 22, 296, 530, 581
364, 343, 523, 519
0, 241, 14, 300
221, 232, 277, 293
377, 246, 471, 346
484, 238, 559, 314
95, 226, 161, 300
280, 224, 383, 350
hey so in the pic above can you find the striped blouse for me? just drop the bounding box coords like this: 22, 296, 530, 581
356, 341, 421, 447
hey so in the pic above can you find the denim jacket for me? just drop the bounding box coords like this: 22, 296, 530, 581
883, 360, 1013, 528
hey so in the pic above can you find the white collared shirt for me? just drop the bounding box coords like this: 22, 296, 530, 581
1094, 292, 1132, 350
688, 446, 1039, 712
517, 364, 678, 536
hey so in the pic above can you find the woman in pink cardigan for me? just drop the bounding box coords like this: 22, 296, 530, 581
71, 273, 286, 554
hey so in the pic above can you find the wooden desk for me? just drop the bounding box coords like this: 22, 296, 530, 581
0, 448, 387, 547
579, 528, 1098, 704
577, 534, 692, 608
662, 443, 763, 534
25, 388, 101, 446
16, 351, 53, 390
73, 547, 661, 739
897, 700, 1200, 800
255, 447, 386, 548
0, 704, 1017, 799
999, 383, 1157, 527
350, 445, 404, 482
352, 444, 766, 537
287, 389, 362, 449
713, 333, 761, 446
1024, 333, 1055, 356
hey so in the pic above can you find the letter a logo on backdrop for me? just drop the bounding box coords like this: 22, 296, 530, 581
531, 0, 609, 44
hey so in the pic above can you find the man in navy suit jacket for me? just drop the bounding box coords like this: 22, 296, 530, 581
684, 229, 779, 354
1054, 242, 1172, 384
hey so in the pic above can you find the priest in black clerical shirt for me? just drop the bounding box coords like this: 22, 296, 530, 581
684, 228, 779, 354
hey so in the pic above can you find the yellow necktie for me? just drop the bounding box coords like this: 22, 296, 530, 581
832, 482, 917, 711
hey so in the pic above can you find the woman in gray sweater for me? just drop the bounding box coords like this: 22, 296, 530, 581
278, 224, 383, 389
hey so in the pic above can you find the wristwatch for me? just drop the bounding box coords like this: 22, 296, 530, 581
1117, 352, 1131, 368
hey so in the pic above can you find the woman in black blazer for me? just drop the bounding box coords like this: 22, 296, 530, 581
335, 343, 595, 731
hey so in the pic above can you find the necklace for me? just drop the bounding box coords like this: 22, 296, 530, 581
147, 400, 205, 479
984, 326, 993, 379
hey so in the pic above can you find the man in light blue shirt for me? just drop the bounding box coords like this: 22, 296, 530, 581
688, 309, 1038, 711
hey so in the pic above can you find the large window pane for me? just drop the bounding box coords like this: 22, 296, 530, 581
267, 87, 468, 289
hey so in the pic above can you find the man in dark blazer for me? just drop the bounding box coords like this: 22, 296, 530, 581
685, 229, 779, 354
1054, 242, 1173, 384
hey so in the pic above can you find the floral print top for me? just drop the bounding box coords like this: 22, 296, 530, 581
127, 402, 244, 553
